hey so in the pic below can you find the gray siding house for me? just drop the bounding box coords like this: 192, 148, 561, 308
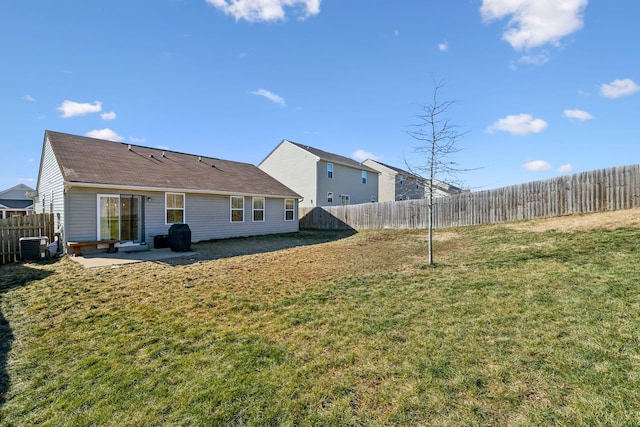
0, 184, 35, 219
259, 140, 379, 208
363, 159, 464, 202
36, 131, 301, 254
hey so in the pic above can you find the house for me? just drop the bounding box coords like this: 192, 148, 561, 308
36, 131, 301, 254
258, 140, 379, 208
0, 184, 35, 219
362, 159, 464, 202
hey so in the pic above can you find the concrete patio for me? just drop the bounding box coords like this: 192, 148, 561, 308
69, 248, 198, 268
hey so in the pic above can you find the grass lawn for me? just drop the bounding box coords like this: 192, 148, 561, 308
1, 210, 640, 425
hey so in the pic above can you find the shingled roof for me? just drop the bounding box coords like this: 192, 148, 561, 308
44, 131, 300, 198
286, 140, 379, 173
365, 159, 464, 194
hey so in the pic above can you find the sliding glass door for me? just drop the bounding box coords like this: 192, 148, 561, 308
120, 196, 140, 241
98, 195, 141, 242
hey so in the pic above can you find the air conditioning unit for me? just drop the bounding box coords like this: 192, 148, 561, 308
20, 236, 50, 261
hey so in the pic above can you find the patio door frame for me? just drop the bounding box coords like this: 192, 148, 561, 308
97, 194, 144, 243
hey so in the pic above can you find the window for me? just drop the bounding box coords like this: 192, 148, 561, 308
166, 193, 185, 224
327, 192, 333, 203
253, 197, 265, 222
98, 195, 120, 240
399, 175, 404, 186
285, 199, 295, 221
340, 194, 350, 206
362, 171, 367, 184
327, 163, 333, 179
231, 196, 244, 222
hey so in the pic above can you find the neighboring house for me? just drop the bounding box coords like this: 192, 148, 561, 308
0, 184, 35, 219
259, 140, 379, 208
363, 159, 464, 202
36, 130, 301, 253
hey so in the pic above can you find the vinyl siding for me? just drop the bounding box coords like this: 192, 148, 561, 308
186, 195, 298, 241
36, 138, 66, 235
396, 175, 426, 200
65, 188, 298, 244
259, 141, 317, 207
317, 161, 379, 206
0, 185, 34, 200
363, 159, 396, 202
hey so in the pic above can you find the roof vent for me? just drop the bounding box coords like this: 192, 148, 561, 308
149, 154, 154, 159
128, 144, 132, 151
162, 151, 166, 157
198, 156, 202, 162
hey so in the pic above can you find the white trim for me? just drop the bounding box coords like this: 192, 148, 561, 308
165, 192, 185, 225
230, 195, 244, 223
252, 197, 265, 222
284, 198, 295, 221
97, 193, 120, 240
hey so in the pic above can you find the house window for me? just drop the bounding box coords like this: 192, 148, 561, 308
253, 197, 265, 222
327, 192, 333, 203
362, 171, 367, 184
285, 199, 295, 221
166, 193, 185, 224
327, 163, 333, 179
340, 194, 350, 206
399, 175, 404, 186
231, 196, 244, 222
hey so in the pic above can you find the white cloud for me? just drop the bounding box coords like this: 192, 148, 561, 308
600, 78, 640, 99
57, 100, 102, 118
518, 51, 550, 66
480, 0, 587, 51
523, 160, 551, 171
17, 177, 36, 183
86, 128, 124, 142
22, 95, 34, 102
206, 0, 321, 22
130, 136, 147, 144
438, 41, 449, 52
101, 111, 117, 120
557, 164, 574, 173
563, 109, 593, 121
352, 149, 382, 162
251, 89, 286, 106
486, 113, 548, 136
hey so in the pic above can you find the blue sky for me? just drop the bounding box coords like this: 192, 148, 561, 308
2, 0, 639, 192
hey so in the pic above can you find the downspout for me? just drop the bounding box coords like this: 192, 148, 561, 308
63, 184, 69, 255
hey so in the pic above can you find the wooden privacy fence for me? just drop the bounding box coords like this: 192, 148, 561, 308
0, 214, 54, 265
300, 164, 640, 230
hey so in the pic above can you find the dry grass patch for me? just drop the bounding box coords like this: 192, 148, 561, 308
1, 213, 640, 425
504, 206, 640, 232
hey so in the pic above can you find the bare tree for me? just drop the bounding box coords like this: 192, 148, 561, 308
406, 78, 468, 266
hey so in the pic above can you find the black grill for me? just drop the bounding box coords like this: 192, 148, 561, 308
168, 224, 191, 252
